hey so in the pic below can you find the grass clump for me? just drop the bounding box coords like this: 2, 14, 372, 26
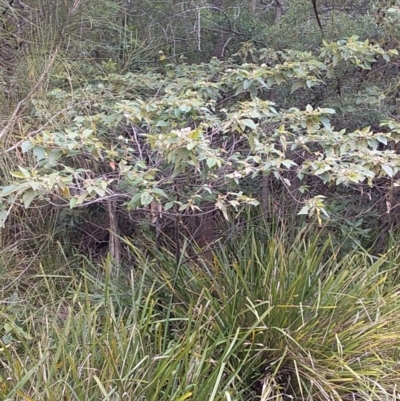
1, 227, 400, 400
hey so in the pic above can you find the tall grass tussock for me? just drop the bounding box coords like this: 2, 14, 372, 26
0, 222, 400, 401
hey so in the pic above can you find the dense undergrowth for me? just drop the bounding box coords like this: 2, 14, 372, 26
2, 1, 400, 400
1, 224, 399, 401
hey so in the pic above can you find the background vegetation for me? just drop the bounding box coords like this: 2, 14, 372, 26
1, 0, 400, 399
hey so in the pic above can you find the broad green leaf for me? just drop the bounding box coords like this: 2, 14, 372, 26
141, 191, 154, 206
164, 201, 174, 210
376, 135, 388, 145
189, 129, 201, 140
336, 176, 349, 185
64, 166, 76, 173
207, 157, 218, 168
152, 187, 169, 198
94, 187, 105, 197
248, 199, 259, 206
156, 120, 168, 127
74, 116, 85, 124
82, 129, 93, 138
382, 164, 393, 177
321, 108, 335, 114
240, 119, 257, 130
179, 203, 188, 211
70, 197, 78, 209
298, 206, 309, 215
11, 171, 27, 179
21, 141, 34, 153
243, 79, 252, 90
229, 200, 240, 208
275, 73, 285, 84
18, 166, 31, 178
33, 146, 46, 161
22, 189, 36, 208
368, 138, 378, 149
0, 185, 19, 197
281, 160, 296, 169
248, 132, 257, 151
320, 116, 331, 129
256, 77, 268, 88
130, 193, 142, 205
77, 191, 88, 205
291, 80, 304, 93
48, 150, 63, 165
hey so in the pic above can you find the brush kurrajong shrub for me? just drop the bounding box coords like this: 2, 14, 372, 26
1, 38, 400, 231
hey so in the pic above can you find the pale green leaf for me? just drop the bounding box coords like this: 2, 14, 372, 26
0, 185, 19, 197
382, 164, 393, 177
179, 203, 188, 211
141, 191, 154, 206
152, 187, 169, 198
22, 189, 36, 208
18, 166, 31, 178
298, 206, 309, 215
48, 150, 63, 165
33, 146, 46, 161
207, 157, 218, 168
10, 172, 24, 178
332, 53, 340, 66
240, 119, 257, 130
129, 193, 142, 205
320, 116, 331, 129
376, 135, 388, 145
291, 80, 304, 93
248, 199, 259, 206
281, 160, 296, 169
70, 197, 78, 209
156, 120, 168, 127
243, 79, 252, 90
275, 73, 285, 85
21, 141, 34, 153
94, 187, 105, 197
164, 201, 175, 210
82, 129, 93, 138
